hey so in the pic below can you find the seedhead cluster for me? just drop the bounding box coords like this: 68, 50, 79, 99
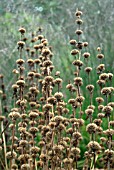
0, 9, 114, 170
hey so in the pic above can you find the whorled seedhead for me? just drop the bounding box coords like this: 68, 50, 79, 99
83, 52, 90, 59
86, 123, 97, 134
96, 97, 104, 104
71, 49, 79, 56
87, 141, 101, 151
86, 84, 94, 92
97, 53, 104, 59
97, 64, 105, 72
75, 95, 85, 103
101, 87, 111, 95
102, 105, 113, 116
74, 77, 83, 86
85, 108, 94, 116
19, 27, 26, 34
99, 73, 109, 80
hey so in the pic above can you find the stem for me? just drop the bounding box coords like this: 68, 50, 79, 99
11, 121, 15, 155
1, 122, 9, 136
107, 116, 110, 130
43, 163, 48, 170
10, 159, 12, 170
107, 160, 110, 170
90, 92, 93, 105
51, 130, 55, 147
58, 84, 60, 93
0, 99, 8, 170
0, 158, 6, 169
76, 156, 77, 169
77, 84, 80, 96
88, 73, 90, 83
51, 161, 55, 170
106, 95, 108, 105
92, 152, 96, 170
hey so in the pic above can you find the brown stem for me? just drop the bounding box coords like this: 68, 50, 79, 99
43, 163, 48, 170
76, 156, 77, 169
1, 122, 9, 136
51, 130, 55, 147
0, 158, 5, 170
0, 99, 8, 170
90, 92, 93, 105
51, 161, 55, 170
10, 159, 12, 170
33, 158, 36, 170
106, 94, 108, 105
107, 159, 110, 170
11, 121, 15, 153
77, 84, 80, 96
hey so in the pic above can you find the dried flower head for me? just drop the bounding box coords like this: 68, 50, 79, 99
83, 52, 90, 59
43, 103, 52, 110
76, 18, 83, 25
97, 79, 105, 86
29, 111, 38, 119
109, 121, 114, 127
74, 77, 83, 86
6, 151, 17, 159
29, 127, 38, 134
63, 158, 73, 165
83, 42, 88, 47
21, 164, 30, 170
88, 141, 101, 151
86, 123, 97, 134
99, 73, 108, 80
71, 147, 80, 155
16, 80, 25, 86
44, 76, 54, 82
101, 87, 111, 95
9, 111, 20, 120
17, 41, 25, 48
75, 10, 83, 16
102, 105, 113, 116
16, 59, 25, 65
97, 53, 104, 59
103, 129, 114, 137
76, 95, 85, 103
70, 39, 77, 45
43, 60, 52, 67
54, 92, 63, 100
84, 67, 92, 73
72, 59, 83, 67
73, 131, 82, 140
66, 83, 73, 91
86, 84, 94, 92
85, 108, 94, 116
19, 27, 26, 34
93, 119, 102, 126
97, 64, 105, 72
54, 78, 63, 84
75, 29, 83, 35
0, 116, 5, 121
96, 97, 104, 104
108, 73, 113, 80
71, 49, 79, 55
87, 105, 95, 110
11, 164, 18, 169
97, 113, 105, 119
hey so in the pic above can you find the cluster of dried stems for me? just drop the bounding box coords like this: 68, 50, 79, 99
0, 9, 114, 170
